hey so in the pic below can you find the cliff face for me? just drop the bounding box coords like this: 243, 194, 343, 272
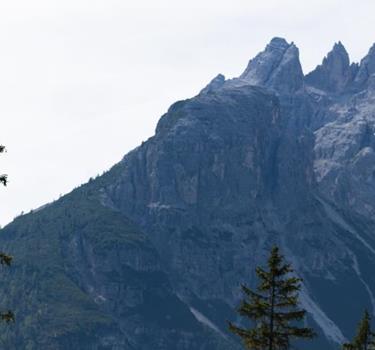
2, 38, 375, 349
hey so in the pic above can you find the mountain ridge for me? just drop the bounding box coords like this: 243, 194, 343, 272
209, 37, 375, 96
2, 37, 375, 349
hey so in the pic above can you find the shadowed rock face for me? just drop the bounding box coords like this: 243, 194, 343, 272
2, 37, 375, 349
355, 43, 375, 87
305, 42, 357, 93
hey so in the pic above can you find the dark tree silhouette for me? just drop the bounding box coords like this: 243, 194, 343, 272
229, 246, 315, 350
0, 145, 14, 323
343, 310, 375, 350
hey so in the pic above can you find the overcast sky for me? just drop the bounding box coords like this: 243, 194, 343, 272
0, 0, 375, 225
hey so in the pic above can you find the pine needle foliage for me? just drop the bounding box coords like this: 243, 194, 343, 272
343, 310, 375, 350
228, 246, 315, 350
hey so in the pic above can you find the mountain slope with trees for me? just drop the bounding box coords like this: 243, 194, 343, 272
2, 37, 375, 348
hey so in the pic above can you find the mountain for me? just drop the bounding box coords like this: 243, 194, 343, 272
2, 37, 375, 349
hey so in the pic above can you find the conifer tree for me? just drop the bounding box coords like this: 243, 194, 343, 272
0, 145, 14, 323
228, 246, 315, 350
343, 310, 375, 350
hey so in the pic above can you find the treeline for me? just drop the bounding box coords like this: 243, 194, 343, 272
229, 246, 375, 350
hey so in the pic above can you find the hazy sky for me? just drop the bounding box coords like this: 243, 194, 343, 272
0, 0, 375, 225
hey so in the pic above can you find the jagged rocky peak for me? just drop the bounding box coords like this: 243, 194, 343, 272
200, 73, 226, 94
330, 41, 350, 63
305, 41, 356, 93
239, 37, 304, 93
354, 42, 375, 86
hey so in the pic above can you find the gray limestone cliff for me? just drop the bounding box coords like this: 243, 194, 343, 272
239, 37, 304, 93
305, 42, 357, 93
2, 37, 375, 349
354, 43, 375, 87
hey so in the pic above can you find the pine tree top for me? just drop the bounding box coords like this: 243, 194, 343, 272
343, 310, 375, 350
229, 245, 315, 349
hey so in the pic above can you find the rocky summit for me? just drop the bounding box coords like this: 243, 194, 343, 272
2, 37, 375, 349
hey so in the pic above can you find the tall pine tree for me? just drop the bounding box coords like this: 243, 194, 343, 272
229, 246, 315, 350
0, 145, 14, 323
343, 310, 375, 350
